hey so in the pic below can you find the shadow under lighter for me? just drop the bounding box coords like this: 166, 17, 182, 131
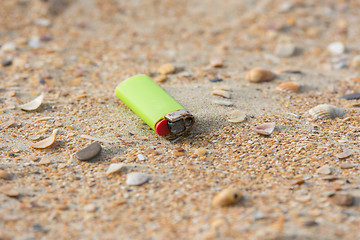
115, 75, 195, 136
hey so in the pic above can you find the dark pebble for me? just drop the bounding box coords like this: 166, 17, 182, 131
33, 224, 48, 233
210, 78, 223, 83
75, 142, 102, 161
341, 93, 360, 100
1, 59, 12, 67
303, 220, 318, 227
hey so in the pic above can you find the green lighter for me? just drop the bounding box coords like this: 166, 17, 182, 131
115, 74, 195, 136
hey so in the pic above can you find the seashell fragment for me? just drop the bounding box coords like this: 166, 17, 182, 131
228, 110, 247, 123
30, 129, 58, 149
106, 163, 125, 175
213, 100, 233, 106
157, 63, 175, 75
254, 122, 276, 135
126, 172, 149, 186
212, 85, 231, 91
75, 142, 102, 161
335, 149, 352, 159
276, 82, 300, 93
212, 188, 242, 207
309, 104, 345, 119
246, 68, 276, 83
211, 89, 231, 98
341, 93, 360, 100
20, 93, 43, 111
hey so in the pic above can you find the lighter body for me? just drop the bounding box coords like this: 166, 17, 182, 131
115, 75, 194, 136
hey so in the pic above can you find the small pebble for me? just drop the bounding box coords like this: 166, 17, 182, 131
154, 74, 167, 83
157, 63, 175, 75
28, 36, 42, 48
246, 68, 276, 83
212, 188, 242, 207
331, 193, 354, 206
37, 157, 51, 165
75, 142, 102, 161
213, 100, 233, 106
195, 148, 207, 156
209, 78, 223, 83
350, 55, 360, 69
211, 89, 231, 98
327, 41, 345, 55
34, 18, 51, 27
341, 93, 360, 100
137, 154, 146, 161
0, 170, 12, 180
0, 184, 19, 197
126, 172, 149, 186
85, 204, 97, 212
335, 149, 352, 159
316, 165, 332, 175
340, 163, 354, 169
209, 56, 223, 67
0, 42, 16, 53
1, 59, 12, 67
275, 43, 296, 57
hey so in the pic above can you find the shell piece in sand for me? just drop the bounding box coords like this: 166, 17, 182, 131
30, 129, 58, 149
212, 188, 243, 207
254, 122, 276, 135
309, 104, 345, 119
276, 82, 300, 93
228, 110, 247, 123
246, 68, 276, 83
20, 94, 43, 111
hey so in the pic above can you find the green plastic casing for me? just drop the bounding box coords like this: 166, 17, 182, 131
115, 75, 185, 130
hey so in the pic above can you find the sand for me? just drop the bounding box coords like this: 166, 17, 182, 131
1, 0, 360, 239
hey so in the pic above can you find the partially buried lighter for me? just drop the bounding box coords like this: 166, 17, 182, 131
115, 74, 195, 136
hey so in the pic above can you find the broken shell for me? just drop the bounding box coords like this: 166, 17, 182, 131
211, 89, 231, 98
254, 122, 276, 135
276, 82, 300, 93
30, 129, 58, 149
126, 172, 149, 186
335, 149, 352, 159
75, 142, 102, 161
309, 104, 345, 119
19, 93, 44, 111
106, 163, 125, 175
212, 188, 242, 207
157, 63, 175, 75
212, 85, 231, 91
228, 110, 247, 123
246, 68, 276, 83
213, 100, 233, 106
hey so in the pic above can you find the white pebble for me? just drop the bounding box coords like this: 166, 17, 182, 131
28, 36, 41, 48
106, 163, 124, 175
34, 18, 51, 27
213, 100, 233, 106
275, 43, 296, 57
327, 41, 345, 55
1, 42, 16, 53
126, 172, 149, 186
137, 154, 146, 161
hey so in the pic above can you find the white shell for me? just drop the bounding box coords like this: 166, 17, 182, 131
254, 122, 276, 135
309, 104, 345, 119
126, 172, 149, 186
